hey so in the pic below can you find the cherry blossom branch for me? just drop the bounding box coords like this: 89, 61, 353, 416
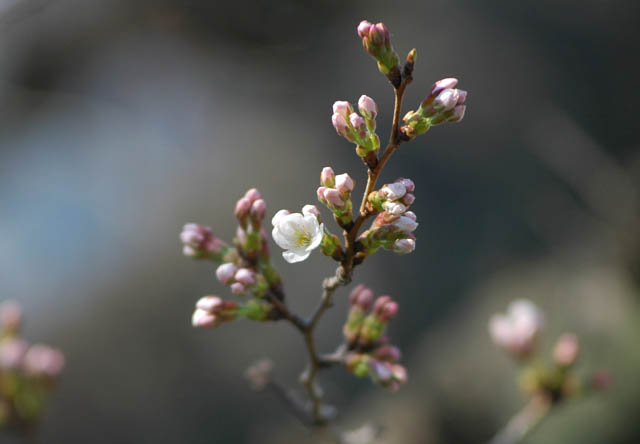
296, 74, 412, 426
487, 394, 552, 444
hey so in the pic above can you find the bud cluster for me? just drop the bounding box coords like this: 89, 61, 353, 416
192, 295, 274, 328
359, 178, 418, 256
489, 299, 609, 404
184, 188, 287, 329
357, 20, 401, 84
317, 167, 356, 228
180, 224, 230, 261
341, 285, 406, 391
331, 97, 381, 163
401, 78, 467, 139
0, 300, 65, 431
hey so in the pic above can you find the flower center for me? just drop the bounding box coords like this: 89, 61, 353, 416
293, 227, 312, 248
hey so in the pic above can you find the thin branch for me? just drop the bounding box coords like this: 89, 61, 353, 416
295, 76, 412, 427
487, 394, 552, 444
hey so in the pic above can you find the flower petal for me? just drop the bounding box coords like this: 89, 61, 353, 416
283, 250, 311, 263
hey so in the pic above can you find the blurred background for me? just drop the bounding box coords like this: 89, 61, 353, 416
1, 0, 639, 442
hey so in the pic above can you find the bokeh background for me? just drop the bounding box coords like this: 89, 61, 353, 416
1, 0, 639, 443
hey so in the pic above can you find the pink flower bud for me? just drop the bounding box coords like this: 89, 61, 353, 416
402, 193, 415, 206
180, 224, 225, 258
234, 268, 256, 285
349, 285, 374, 310
0, 338, 28, 369
302, 205, 321, 219
383, 201, 406, 216
370, 359, 393, 383
320, 167, 336, 187
357, 20, 373, 38
373, 296, 398, 321
448, 105, 466, 123
403, 211, 417, 221
323, 188, 345, 208
234, 197, 252, 221
216, 263, 238, 284
372, 22, 390, 46
23, 345, 65, 378
457, 90, 467, 105
250, 199, 266, 222
349, 112, 366, 138
396, 178, 415, 192
358, 95, 378, 120
335, 173, 354, 195
374, 345, 401, 363
553, 333, 580, 367
196, 295, 224, 312
392, 215, 418, 233
0, 300, 22, 332
244, 188, 261, 203
393, 238, 415, 254
332, 101, 353, 118
380, 182, 406, 201
332, 113, 351, 139
230, 283, 246, 295
192, 308, 218, 328
431, 78, 458, 97
391, 364, 407, 385
434, 88, 460, 111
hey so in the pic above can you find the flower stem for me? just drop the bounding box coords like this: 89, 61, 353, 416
487, 394, 552, 444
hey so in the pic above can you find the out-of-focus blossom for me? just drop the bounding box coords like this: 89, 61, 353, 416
489, 299, 544, 358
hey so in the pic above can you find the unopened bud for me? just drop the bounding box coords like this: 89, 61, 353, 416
349, 113, 367, 139
392, 238, 415, 254
321, 167, 336, 187
392, 215, 418, 233
216, 263, 238, 285
234, 268, 256, 285
335, 173, 354, 195
323, 188, 345, 208
402, 193, 415, 206
180, 224, 226, 259
244, 188, 261, 203
374, 345, 401, 363
192, 308, 218, 328
234, 197, 252, 223
380, 182, 406, 201
553, 333, 580, 367
23, 344, 65, 378
231, 283, 246, 295
196, 295, 224, 312
302, 204, 321, 220
396, 178, 415, 192
358, 95, 378, 120
433, 88, 460, 112
333, 101, 353, 118
383, 201, 406, 216
332, 113, 352, 140
250, 199, 266, 224
0, 338, 28, 370
349, 284, 374, 310
373, 296, 398, 322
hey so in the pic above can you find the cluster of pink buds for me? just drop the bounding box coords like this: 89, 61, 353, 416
183, 188, 287, 331
359, 178, 417, 256
215, 263, 267, 297
341, 286, 406, 391
489, 299, 609, 403
331, 97, 381, 166
357, 20, 401, 83
401, 78, 467, 139
180, 224, 230, 261
0, 300, 64, 431
317, 167, 356, 228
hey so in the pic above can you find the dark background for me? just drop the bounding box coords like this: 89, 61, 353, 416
1, 0, 639, 443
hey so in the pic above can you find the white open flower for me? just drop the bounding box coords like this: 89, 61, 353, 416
272, 208, 324, 263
